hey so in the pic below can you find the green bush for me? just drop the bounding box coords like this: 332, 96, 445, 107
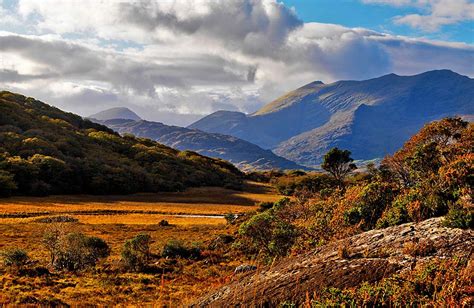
43, 231, 110, 271
238, 210, 297, 260
1, 248, 29, 268
121, 233, 153, 272
376, 196, 410, 228
442, 206, 473, 229
224, 213, 237, 224
344, 182, 394, 230
162, 240, 201, 260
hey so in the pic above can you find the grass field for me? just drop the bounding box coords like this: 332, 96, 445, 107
0, 181, 281, 305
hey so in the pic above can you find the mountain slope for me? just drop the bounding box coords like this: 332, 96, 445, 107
98, 119, 307, 171
189, 70, 474, 166
89, 107, 141, 121
0, 91, 242, 196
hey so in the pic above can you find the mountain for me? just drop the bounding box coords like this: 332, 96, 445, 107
97, 119, 307, 171
0, 91, 242, 196
189, 70, 474, 166
89, 107, 141, 121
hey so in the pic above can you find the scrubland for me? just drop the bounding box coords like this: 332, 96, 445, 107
0, 182, 280, 305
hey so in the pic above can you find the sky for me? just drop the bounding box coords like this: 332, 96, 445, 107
0, 0, 473, 126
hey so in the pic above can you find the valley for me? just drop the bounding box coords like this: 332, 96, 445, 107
0, 182, 281, 305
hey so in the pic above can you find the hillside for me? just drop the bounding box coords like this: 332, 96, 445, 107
189, 70, 474, 166
89, 107, 142, 121
195, 217, 473, 306
97, 119, 307, 171
0, 91, 242, 196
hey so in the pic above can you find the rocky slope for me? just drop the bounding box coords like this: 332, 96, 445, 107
189, 70, 474, 166
97, 119, 307, 171
194, 217, 473, 306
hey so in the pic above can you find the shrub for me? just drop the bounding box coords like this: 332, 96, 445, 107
224, 213, 237, 224
162, 240, 201, 259
121, 233, 153, 271
1, 249, 29, 269
376, 195, 410, 228
43, 232, 110, 271
238, 210, 297, 260
344, 182, 394, 230
158, 219, 170, 227
443, 206, 473, 229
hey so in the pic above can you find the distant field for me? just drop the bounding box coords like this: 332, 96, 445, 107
0, 181, 280, 305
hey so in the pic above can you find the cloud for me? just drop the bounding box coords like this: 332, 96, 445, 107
362, 0, 474, 31
0, 0, 473, 125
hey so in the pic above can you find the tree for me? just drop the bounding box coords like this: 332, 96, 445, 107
0, 170, 17, 196
321, 148, 356, 186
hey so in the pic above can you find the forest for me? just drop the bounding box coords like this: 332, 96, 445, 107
0, 91, 242, 196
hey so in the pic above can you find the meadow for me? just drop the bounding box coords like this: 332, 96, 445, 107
0, 181, 281, 305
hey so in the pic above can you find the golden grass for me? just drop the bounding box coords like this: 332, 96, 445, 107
0, 181, 281, 305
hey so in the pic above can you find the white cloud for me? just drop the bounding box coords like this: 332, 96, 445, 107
0, 0, 472, 125
363, 0, 474, 31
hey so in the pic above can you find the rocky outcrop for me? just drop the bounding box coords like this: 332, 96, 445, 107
194, 217, 473, 306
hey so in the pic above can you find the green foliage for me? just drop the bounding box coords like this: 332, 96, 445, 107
1, 248, 29, 268
443, 206, 473, 229
0, 91, 243, 196
238, 209, 297, 260
224, 213, 237, 224
121, 233, 153, 272
162, 240, 201, 259
321, 147, 357, 185
376, 195, 409, 228
344, 182, 395, 230
43, 231, 110, 271
0, 170, 17, 196
273, 173, 337, 196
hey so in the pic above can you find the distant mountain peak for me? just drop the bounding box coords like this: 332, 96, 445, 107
89, 107, 141, 121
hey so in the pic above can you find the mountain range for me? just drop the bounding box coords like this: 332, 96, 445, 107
189, 70, 474, 166
93, 117, 306, 171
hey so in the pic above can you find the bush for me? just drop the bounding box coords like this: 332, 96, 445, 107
376, 195, 410, 228
162, 240, 201, 259
443, 206, 473, 229
238, 210, 297, 260
158, 219, 170, 226
43, 231, 110, 271
224, 213, 237, 224
1, 248, 29, 269
344, 182, 394, 230
121, 233, 153, 271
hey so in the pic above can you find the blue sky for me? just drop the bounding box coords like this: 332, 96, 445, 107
283, 0, 474, 43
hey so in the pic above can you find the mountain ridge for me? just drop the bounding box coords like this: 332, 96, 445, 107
189, 70, 474, 166
96, 118, 308, 171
